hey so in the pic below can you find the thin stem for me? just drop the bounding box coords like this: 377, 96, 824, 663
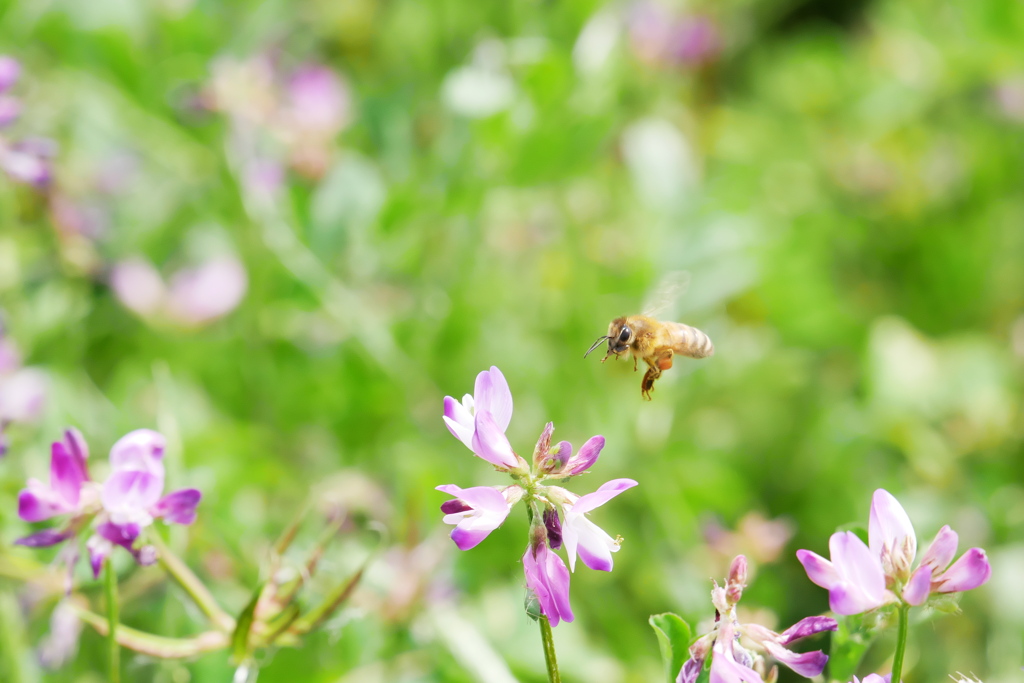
71, 604, 229, 658
105, 562, 120, 683
148, 531, 235, 632
891, 603, 911, 683
539, 616, 561, 683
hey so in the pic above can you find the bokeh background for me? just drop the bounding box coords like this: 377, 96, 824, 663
1, 0, 1023, 680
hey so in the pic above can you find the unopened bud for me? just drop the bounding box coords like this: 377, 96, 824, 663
543, 507, 563, 549
711, 583, 729, 614
532, 422, 555, 472
726, 555, 747, 605
764, 664, 778, 683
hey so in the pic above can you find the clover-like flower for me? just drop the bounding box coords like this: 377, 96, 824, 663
15, 428, 202, 578
797, 489, 991, 615
437, 366, 636, 627
678, 556, 836, 683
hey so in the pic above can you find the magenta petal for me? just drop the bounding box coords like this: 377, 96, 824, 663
15, 529, 72, 547
440, 499, 471, 514
442, 395, 474, 449
778, 616, 838, 645
96, 521, 141, 548
869, 488, 916, 563
151, 488, 201, 525
523, 544, 574, 626
87, 539, 109, 579
18, 482, 72, 522
762, 641, 828, 677
450, 527, 492, 550
935, 548, 991, 592
919, 525, 958, 574
796, 549, 839, 589
564, 435, 604, 475
62, 427, 90, 466
50, 441, 85, 508
471, 410, 518, 468
108, 429, 166, 476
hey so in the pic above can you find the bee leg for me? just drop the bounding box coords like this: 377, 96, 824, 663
633, 355, 639, 372
641, 368, 658, 400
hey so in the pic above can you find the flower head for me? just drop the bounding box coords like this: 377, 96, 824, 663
15, 428, 202, 579
556, 478, 637, 572
679, 555, 836, 683
797, 489, 991, 614
436, 484, 519, 550
443, 366, 518, 469
523, 535, 574, 627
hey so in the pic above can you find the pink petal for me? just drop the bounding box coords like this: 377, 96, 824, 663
564, 435, 604, 475
109, 259, 166, 316
902, 565, 932, 605
18, 480, 72, 522
0, 56, 20, 94
442, 396, 474, 448
796, 549, 839, 589
934, 548, 991, 593
474, 367, 513, 431
166, 257, 248, 325
762, 641, 828, 677
50, 441, 85, 509
777, 616, 838, 645
710, 644, 764, 683
570, 478, 638, 516
831, 531, 886, 600
471, 410, 518, 468
869, 489, 916, 565
15, 529, 72, 547
151, 488, 201, 525
109, 429, 166, 477
102, 470, 164, 522
523, 544, 574, 626
919, 525, 958, 574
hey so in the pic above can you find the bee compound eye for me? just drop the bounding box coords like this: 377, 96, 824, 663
618, 326, 631, 343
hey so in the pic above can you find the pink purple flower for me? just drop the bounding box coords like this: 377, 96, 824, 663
443, 366, 518, 469
15, 428, 202, 578
797, 489, 991, 614
523, 541, 574, 627
436, 484, 520, 550
558, 478, 638, 572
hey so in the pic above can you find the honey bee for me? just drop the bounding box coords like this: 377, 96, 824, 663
585, 315, 714, 400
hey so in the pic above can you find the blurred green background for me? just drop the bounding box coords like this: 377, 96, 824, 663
1, 0, 1023, 680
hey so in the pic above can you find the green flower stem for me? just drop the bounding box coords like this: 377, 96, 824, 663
539, 615, 561, 683
105, 562, 120, 683
71, 605, 229, 658
891, 603, 911, 683
148, 532, 235, 632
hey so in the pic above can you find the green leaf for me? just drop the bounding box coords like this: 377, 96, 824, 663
649, 612, 691, 683
231, 582, 265, 665
828, 612, 882, 682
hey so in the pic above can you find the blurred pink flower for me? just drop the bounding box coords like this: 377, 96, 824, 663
0, 56, 20, 93
109, 255, 247, 327
0, 333, 47, 452
626, 3, 722, 68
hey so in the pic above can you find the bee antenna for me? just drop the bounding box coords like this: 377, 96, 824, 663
584, 336, 610, 359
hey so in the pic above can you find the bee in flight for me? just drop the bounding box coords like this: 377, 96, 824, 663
585, 315, 714, 400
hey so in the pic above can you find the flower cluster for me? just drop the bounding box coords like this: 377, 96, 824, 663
0, 56, 55, 188
678, 556, 837, 683
797, 489, 991, 615
17, 428, 201, 578
438, 366, 637, 626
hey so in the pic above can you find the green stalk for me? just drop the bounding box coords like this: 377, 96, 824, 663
890, 603, 911, 683
148, 532, 235, 632
104, 563, 120, 683
539, 616, 561, 683
70, 605, 229, 658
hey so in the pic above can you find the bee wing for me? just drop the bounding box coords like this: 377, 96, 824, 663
641, 270, 691, 319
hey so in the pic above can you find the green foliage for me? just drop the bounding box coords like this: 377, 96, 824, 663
649, 612, 691, 683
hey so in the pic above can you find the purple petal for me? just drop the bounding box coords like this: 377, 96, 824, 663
96, 521, 141, 548
577, 542, 613, 572
829, 582, 887, 616
869, 489, 916, 565
709, 645, 764, 683
440, 499, 471, 514
0, 56, 20, 94
564, 435, 604, 475
777, 616, 838, 645
15, 529, 72, 547
676, 658, 703, 683
570, 478, 638, 515
450, 527, 493, 550
436, 484, 507, 511
86, 537, 110, 579
471, 410, 518, 468
762, 642, 828, 677
50, 441, 85, 508
18, 482, 72, 522
436, 484, 512, 550
474, 367, 513, 431
902, 565, 932, 605
523, 544, 574, 627
108, 429, 166, 476
151, 488, 201, 525
62, 427, 89, 465
797, 549, 840, 589
544, 507, 563, 550
919, 525, 958, 574
935, 548, 991, 593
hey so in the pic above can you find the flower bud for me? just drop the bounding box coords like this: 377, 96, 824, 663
544, 507, 563, 549
532, 422, 555, 472
711, 583, 729, 614
726, 555, 747, 605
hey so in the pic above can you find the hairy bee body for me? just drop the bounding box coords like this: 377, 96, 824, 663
586, 315, 714, 400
